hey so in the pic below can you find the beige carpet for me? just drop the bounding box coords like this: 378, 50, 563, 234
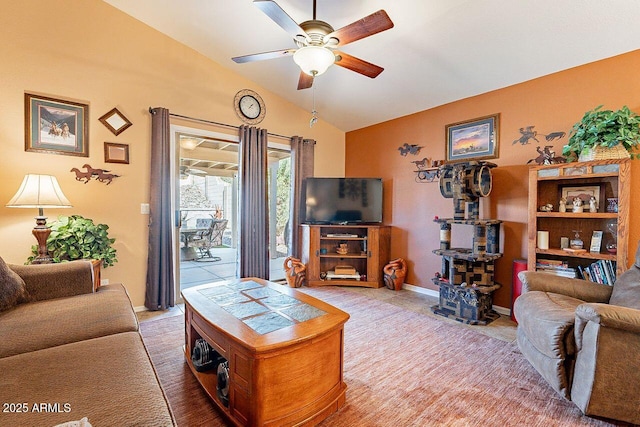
140, 286, 631, 426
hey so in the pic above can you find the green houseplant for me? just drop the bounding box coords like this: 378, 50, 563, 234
27, 215, 118, 267
562, 105, 640, 162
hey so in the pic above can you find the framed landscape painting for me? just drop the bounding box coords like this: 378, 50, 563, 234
25, 93, 89, 157
445, 114, 499, 163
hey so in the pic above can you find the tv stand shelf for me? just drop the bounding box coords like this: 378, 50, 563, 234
300, 224, 390, 288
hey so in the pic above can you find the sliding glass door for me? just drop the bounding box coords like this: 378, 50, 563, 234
171, 125, 291, 297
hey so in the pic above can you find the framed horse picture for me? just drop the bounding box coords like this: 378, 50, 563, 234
25, 93, 89, 157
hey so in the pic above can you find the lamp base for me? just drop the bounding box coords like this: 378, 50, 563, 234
32, 216, 53, 264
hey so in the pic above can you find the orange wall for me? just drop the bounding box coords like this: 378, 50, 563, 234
0, 0, 345, 307
346, 50, 640, 308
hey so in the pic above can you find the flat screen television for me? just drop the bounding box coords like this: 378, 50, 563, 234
303, 177, 383, 224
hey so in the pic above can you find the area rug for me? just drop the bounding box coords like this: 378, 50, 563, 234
140, 287, 629, 426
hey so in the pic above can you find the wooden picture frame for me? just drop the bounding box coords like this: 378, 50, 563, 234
104, 142, 129, 164
559, 184, 604, 212
25, 93, 89, 157
445, 114, 499, 163
98, 107, 132, 136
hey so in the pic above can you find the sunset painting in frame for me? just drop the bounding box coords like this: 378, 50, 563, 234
446, 114, 499, 162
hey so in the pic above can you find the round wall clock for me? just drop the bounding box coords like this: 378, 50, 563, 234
234, 89, 266, 125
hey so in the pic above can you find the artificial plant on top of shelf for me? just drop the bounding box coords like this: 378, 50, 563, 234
562, 105, 640, 162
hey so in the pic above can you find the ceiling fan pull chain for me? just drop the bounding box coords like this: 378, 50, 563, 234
310, 83, 318, 127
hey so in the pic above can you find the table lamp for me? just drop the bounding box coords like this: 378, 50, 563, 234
6, 174, 72, 264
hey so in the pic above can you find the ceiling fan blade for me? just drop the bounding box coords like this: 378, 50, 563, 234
334, 51, 384, 78
232, 48, 296, 63
324, 10, 394, 47
297, 72, 314, 90
253, 0, 309, 40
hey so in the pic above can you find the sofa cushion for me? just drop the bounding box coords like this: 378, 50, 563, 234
0, 256, 28, 312
0, 332, 175, 426
0, 283, 138, 358
609, 266, 640, 309
514, 291, 584, 359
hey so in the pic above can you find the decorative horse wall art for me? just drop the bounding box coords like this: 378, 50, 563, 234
398, 143, 423, 156
512, 125, 565, 145
70, 164, 121, 185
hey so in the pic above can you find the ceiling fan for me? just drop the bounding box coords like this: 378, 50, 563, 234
232, 0, 394, 90
180, 165, 208, 178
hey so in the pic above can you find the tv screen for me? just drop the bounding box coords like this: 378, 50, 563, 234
303, 177, 383, 224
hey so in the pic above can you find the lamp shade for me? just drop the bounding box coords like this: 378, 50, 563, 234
6, 174, 72, 208
293, 46, 335, 76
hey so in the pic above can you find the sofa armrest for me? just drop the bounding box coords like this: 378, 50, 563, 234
9, 261, 94, 302
518, 271, 612, 303
576, 303, 640, 334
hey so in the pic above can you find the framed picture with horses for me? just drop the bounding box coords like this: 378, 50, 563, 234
445, 113, 500, 163
24, 93, 89, 157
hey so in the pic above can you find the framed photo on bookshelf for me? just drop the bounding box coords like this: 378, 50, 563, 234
559, 184, 604, 212
590, 230, 603, 253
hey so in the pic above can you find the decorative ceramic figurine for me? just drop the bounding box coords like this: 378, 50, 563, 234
559, 197, 567, 213
572, 197, 583, 213
283, 256, 306, 288
383, 258, 407, 291
589, 196, 598, 213
539, 203, 553, 212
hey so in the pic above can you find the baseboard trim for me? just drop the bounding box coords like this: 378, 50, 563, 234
134, 305, 148, 313
402, 283, 510, 316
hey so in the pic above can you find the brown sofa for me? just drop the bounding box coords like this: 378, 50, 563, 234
0, 258, 175, 426
514, 242, 640, 425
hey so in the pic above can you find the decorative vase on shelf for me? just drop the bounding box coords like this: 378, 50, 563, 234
570, 230, 583, 250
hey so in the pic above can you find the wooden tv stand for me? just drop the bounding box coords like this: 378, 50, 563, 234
182, 278, 349, 426
300, 224, 391, 288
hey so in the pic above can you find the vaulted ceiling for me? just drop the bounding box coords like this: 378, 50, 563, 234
103, 0, 640, 132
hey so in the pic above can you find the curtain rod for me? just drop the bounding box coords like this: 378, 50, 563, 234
148, 107, 291, 140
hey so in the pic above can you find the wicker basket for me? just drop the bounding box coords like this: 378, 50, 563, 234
579, 144, 630, 161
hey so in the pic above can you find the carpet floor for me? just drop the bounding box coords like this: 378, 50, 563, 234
140, 286, 632, 426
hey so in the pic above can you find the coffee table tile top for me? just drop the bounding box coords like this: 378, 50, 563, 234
197, 280, 327, 334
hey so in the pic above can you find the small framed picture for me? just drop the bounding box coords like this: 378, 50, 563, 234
590, 231, 603, 253
559, 184, 604, 212
104, 142, 130, 164
445, 114, 500, 162
25, 93, 89, 157
98, 107, 132, 136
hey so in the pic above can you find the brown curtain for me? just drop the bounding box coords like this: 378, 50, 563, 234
238, 125, 269, 278
145, 107, 175, 310
289, 136, 315, 258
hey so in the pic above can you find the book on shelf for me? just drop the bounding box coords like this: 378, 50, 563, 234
562, 248, 587, 254
535, 263, 576, 278
537, 258, 568, 267
580, 259, 617, 285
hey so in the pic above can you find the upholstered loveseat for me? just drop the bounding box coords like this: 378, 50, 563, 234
514, 243, 640, 424
0, 258, 175, 426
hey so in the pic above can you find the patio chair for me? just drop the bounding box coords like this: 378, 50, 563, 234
192, 220, 228, 261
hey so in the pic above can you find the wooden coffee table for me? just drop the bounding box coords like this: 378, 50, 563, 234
182, 278, 349, 426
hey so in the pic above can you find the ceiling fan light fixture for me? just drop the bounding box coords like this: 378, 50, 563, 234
293, 46, 335, 76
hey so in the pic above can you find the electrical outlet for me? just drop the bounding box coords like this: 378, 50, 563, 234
141, 203, 150, 214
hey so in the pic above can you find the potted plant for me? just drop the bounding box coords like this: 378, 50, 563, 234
562, 105, 640, 162
27, 215, 118, 268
